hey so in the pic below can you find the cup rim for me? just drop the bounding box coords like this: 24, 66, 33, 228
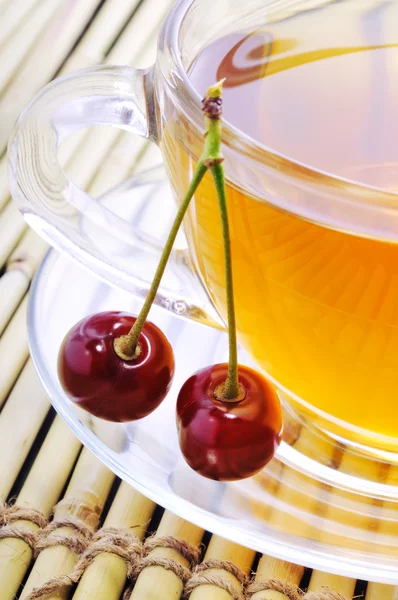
157, 0, 398, 234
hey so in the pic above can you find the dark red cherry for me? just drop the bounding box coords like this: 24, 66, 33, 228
58, 311, 174, 422
176, 363, 282, 481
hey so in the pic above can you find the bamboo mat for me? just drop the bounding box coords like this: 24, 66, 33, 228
0, 1, 394, 598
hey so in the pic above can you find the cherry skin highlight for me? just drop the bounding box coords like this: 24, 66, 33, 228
58, 311, 174, 422
176, 363, 282, 481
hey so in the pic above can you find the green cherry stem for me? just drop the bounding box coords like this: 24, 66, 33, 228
113, 81, 226, 361
113, 162, 207, 360
211, 163, 240, 400
205, 84, 241, 401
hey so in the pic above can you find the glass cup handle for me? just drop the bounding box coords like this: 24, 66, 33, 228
8, 65, 222, 329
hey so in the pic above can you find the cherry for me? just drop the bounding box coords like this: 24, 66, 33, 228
176, 363, 282, 481
58, 311, 174, 422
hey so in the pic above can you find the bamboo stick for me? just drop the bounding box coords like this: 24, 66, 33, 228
0, 0, 103, 154
365, 582, 397, 600
64, 127, 140, 193
8, 227, 48, 273
18, 417, 82, 518
0, 360, 50, 501
0, 157, 8, 211
306, 450, 383, 598
0, 0, 60, 95
1, 0, 137, 212
64, 0, 172, 193
245, 461, 283, 525
269, 428, 337, 538
188, 536, 255, 600
105, 0, 172, 67
249, 557, 304, 600
3, 0, 171, 255
130, 511, 204, 599
132, 143, 163, 175
0, 416, 82, 600
0, 270, 28, 334
364, 464, 398, 600
0, 229, 48, 335
217, 429, 332, 600
0, 201, 26, 268
23, 0, 169, 202
72, 482, 156, 600
306, 572, 355, 599
0, 295, 29, 407
87, 134, 146, 198
0, 0, 11, 13
67, 0, 170, 175
52, 0, 144, 184
64, 0, 142, 72
0, 0, 43, 50
20, 447, 115, 599
245, 429, 336, 598
5, 226, 46, 270
317, 450, 382, 549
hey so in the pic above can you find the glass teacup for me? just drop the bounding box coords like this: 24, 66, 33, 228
8, 0, 398, 459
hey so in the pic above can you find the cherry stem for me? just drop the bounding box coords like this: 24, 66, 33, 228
211, 163, 240, 400
205, 93, 240, 401
114, 81, 226, 360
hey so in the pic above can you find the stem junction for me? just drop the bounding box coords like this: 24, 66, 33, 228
114, 80, 244, 403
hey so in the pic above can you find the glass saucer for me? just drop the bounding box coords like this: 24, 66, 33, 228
29, 246, 398, 583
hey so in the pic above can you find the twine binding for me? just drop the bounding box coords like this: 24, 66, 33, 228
24, 527, 142, 600
122, 535, 202, 600
184, 559, 248, 600
42, 516, 93, 540
144, 534, 201, 566
0, 525, 39, 549
247, 578, 302, 599
126, 534, 201, 589
0, 504, 48, 550
132, 554, 191, 582
0, 505, 48, 529
35, 516, 94, 556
